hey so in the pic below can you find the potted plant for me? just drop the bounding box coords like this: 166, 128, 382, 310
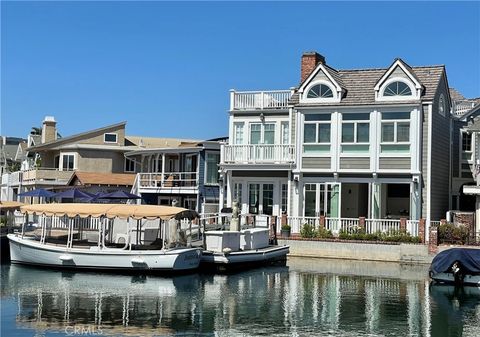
281, 224, 291, 238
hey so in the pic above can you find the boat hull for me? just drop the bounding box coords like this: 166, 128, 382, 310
8, 234, 202, 272
201, 245, 289, 271
430, 271, 480, 287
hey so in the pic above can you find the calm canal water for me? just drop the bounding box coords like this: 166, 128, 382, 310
1, 258, 479, 337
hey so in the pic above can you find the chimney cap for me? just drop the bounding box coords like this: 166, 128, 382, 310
43, 116, 56, 123
302, 51, 326, 64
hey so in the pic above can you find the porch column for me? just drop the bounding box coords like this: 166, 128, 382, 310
161, 154, 166, 184
370, 181, 381, 219
410, 178, 421, 220
155, 153, 160, 172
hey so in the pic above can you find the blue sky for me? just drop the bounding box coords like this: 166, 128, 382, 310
1, 1, 479, 140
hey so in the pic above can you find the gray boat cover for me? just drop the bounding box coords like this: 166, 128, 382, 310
431, 248, 480, 274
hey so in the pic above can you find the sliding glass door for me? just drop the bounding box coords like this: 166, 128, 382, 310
304, 183, 340, 217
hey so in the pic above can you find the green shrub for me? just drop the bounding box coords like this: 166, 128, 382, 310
281, 224, 291, 231
337, 228, 420, 243
300, 223, 316, 238
438, 222, 470, 244
316, 227, 334, 239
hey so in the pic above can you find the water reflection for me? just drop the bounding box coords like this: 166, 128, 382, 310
1, 261, 479, 337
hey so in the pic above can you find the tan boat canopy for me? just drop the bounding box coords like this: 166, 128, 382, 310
0, 201, 24, 211
20, 203, 197, 220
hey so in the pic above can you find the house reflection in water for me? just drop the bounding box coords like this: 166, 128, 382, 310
2, 264, 479, 337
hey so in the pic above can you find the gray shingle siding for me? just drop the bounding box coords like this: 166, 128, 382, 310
379, 158, 411, 170
302, 157, 331, 169
421, 104, 429, 219
340, 157, 370, 170
430, 73, 451, 221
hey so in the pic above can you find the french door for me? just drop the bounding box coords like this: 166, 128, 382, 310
248, 183, 274, 215
304, 183, 340, 217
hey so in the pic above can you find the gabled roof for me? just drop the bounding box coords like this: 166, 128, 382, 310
298, 62, 344, 93
291, 64, 445, 107
69, 171, 136, 187
374, 58, 423, 91
28, 122, 127, 152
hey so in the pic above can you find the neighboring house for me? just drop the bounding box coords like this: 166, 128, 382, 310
450, 90, 480, 212
126, 138, 226, 213
459, 107, 480, 237
0, 116, 205, 202
220, 51, 454, 234
0, 136, 27, 200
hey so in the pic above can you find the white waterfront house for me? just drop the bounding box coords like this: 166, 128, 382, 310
220, 52, 456, 235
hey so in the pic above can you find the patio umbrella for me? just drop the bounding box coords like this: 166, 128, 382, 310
18, 188, 56, 198
99, 191, 141, 200
79, 192, 108, 203
54, 188, 94, 200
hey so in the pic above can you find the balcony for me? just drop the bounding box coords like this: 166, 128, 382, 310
453, 100, 477, 117
222, 144, 295, 165
137, 172, 198, 193
22, 168, 74, 186
230, 90, 292, 110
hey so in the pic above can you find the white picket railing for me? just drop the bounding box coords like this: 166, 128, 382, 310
231, 90, 292, 110
138, 172, 197, 189
284, 216, 421, 236
453, 100, 476, 117
365, 219, 401, 234
222, 144, 295, 164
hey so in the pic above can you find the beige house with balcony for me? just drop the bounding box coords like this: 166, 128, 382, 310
1, 117, 201, 200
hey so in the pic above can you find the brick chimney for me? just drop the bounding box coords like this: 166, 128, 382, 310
41, 116, 57, 144
301, 52, 326, 83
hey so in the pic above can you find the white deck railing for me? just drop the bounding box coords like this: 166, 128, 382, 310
138, 172, 197, 189
231, 90, 292, 110
453, 100, 476, 117
286, 216, 420, 236
222, 144, 295, 164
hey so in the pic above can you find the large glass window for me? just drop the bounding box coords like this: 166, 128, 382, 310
307, 84, 334, 98
303, 114, 331, 154
249, 123, 275, 145
341, 113, 370, 153
205, 153, 220, 184
461, 131, 472, 161
380, 112, 411, 153
233, 123, 244, 144
61, 154, 75, 171
124, 158, 135, 172
383, 81, 412, 97
281, 122, 289, 144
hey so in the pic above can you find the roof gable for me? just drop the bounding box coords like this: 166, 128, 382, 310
299, 62, 343, 93
374, 58, 423, 91
28, 122, 127, 152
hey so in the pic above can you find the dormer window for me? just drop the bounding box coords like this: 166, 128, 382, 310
307, 84, 334, 98
383, 81, 412, 97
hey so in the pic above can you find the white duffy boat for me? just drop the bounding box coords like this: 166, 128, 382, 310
201, 228, 289, 271
8, 203, 202, 272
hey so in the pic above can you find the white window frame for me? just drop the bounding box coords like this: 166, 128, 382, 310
281, 122, 290, 144
249, 123, 276, 145
124, 157, 136, 173
438, 94, 446, 117
60, 152, 76, 171
204, 152, 220, 185
233, 122, 245, 145
377, 77, 418, 102
302, 80, 339, 103
340, 114, 370, 154
379, 113, 411, 156
460, 130, 473, 163
104, 133, 118, 143
303, 120, 331, 156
